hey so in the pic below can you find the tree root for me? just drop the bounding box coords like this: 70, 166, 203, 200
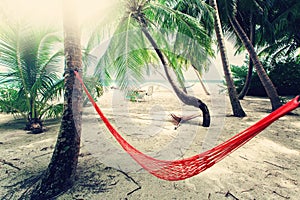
105, 167, 141, 196
0, 159, 21, 171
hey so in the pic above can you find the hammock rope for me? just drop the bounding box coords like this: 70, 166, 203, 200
75, 71, 300, 181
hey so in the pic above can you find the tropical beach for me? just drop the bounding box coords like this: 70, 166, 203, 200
1, 82, 299, 199
1, 0, 300, 199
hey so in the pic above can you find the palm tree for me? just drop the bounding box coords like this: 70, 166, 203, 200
228, 15, 282, 110
169, 0, 219, 97
0, 21, 64, 133
217, 0, 262, 100
81, 31, 108, 106
192, 65, 210, 95
237, 18, 254, 100
214, 0, 256, 100
141, 25, 211, 127
229, 2, 257, 100
221, 0, 299, 100
30, 0, 83, 198
256, 0, 300, 62
96, 0, 215, 127
216, 0, 282, 110
209, 0, 246, 117
167, 0, 214, 95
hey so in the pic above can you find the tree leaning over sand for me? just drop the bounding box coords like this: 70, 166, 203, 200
237, 0, 300, 100
96, 0, 215, 127
237, 13, 255, 100
218, 0, 282, 110
229, 16, 282, 111
141, 25, 211, 127
217, 0, 262, 100
161, 0, 215, 96
30, 0, 83, 199
229, 0, 256, 100
209, 0, 246, 117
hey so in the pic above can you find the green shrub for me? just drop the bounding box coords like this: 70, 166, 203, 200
230, 56, 300, 96
269, 57, 300, 96
0, 86, 26, 115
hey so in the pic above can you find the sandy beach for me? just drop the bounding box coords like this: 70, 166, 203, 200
0, 82, 299, 199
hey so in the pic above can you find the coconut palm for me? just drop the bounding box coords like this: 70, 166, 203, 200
96, 0, 215, 127
0, 21, 64, 133
229, 15, 282, 110
161, 0, 214, 95
214, 0, 260, 100
237, 21, 254, 100
256, 0, 300, 62
30, 0, 83, 198
192, 65, 211, 95
81, 30, 109, 106
216, 0, 282, 110
209, 0, 246, 117
220, 0, 300, 100
228, 0, 257, 100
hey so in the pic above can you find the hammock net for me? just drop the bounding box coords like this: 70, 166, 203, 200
75, 72, 299, 181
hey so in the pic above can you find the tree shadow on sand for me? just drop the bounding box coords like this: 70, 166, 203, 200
0, 154, 140, 200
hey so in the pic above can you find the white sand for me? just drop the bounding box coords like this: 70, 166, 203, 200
0, 82, 299, 199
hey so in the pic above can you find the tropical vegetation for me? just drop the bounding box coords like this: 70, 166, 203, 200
0, 0, 299, 198
209, 0, 246, 117
95, 0, 216, 126
232, 55, 300, 97
0, 20, 104, 134
30, 0, 83, 198
0, 22, 64, 133
218, 0, 300, 107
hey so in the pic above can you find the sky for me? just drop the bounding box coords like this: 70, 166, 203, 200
0, 0, 119, 25
0, 0, 245, 79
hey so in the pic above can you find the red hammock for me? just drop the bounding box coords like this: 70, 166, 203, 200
75, 71, 299, 181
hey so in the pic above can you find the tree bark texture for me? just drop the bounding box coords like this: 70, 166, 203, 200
192, 65, 210, 95
229, 16, 282, 110
238, 13, 254, 100
209, 0, 246, 117
141, 25, 210, 127
30, 0, 83, 199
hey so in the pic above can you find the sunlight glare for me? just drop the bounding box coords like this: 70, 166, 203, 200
0, 0, 119, 26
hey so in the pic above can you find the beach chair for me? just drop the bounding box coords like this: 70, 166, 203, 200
126, 90, 146, 102
137, 86, 154, 102
135, 90, 147, 102
145, 86, 153, 100
126, 86, 153, 102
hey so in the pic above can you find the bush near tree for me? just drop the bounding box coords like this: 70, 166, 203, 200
231, 56, 300, 97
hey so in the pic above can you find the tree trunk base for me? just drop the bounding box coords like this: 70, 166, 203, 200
24, 118, 45, 134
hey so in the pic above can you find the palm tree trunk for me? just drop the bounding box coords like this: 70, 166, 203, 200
141, 25, 210, 127
30, 0, 83, 199
238, 13, 254, 100
209, 0, 246, 117
238, 59, 253, 99
229, 16, 282, 110
192, 65, 210, 95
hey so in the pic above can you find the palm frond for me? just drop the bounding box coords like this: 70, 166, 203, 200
95, 17, 156, 90
0, 21, 64, 122
142, 1, 214, 75
39, 103, 63, 119
93, 0, 215, 90
149, 2, 213, 53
